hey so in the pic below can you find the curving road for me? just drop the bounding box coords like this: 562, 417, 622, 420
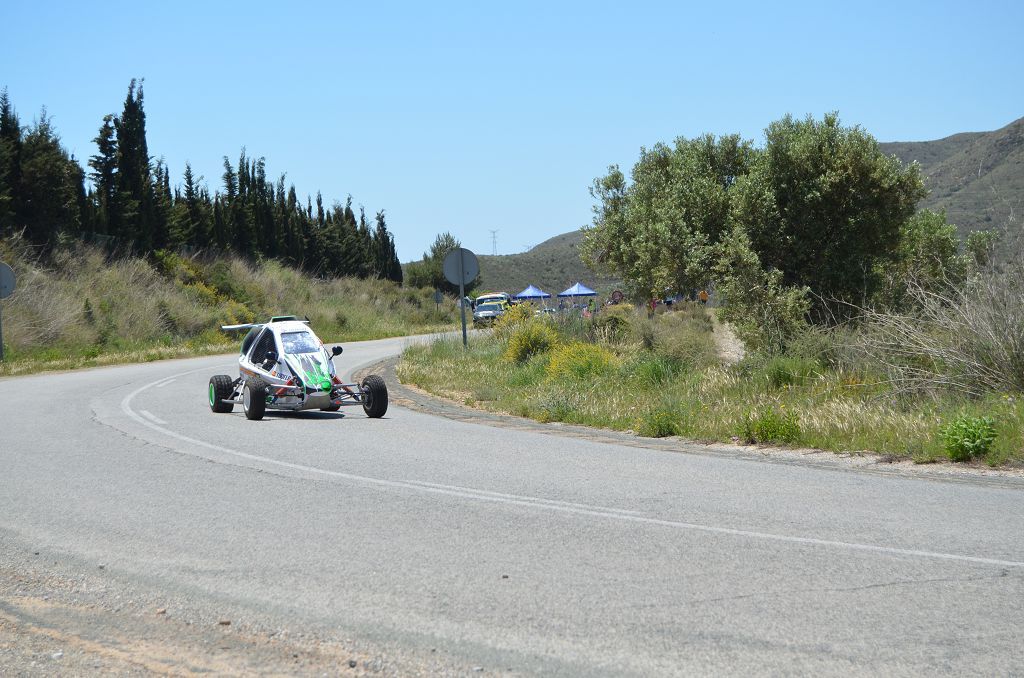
2, 335, 1024, 675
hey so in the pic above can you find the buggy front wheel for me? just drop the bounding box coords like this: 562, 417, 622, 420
243, 377, 268, 420
209, 375, 235, 413
360, 375, 388, 418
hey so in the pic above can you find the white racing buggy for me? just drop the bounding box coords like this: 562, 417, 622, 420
208, 316, 388, 421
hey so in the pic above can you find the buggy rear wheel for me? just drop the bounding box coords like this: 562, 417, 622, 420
243, 377, 268, 420
360, 375, 388, 418
209, 375, 234, 413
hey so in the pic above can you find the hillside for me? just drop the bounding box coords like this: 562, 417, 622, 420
474, 231, 621, 296
879, 116, 1023, 237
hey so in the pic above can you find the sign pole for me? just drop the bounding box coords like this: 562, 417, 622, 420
459, 252, 468, 348
441, 247, 477, 350
0, 303, 4, 362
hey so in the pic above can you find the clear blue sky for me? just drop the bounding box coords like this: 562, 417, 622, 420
3, 0, 1022, 261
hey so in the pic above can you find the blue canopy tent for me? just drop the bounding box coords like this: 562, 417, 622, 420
515, 284, 551, 300
557, 282, 596, 298
515, 284, 551, 309
557, 282, 597, 313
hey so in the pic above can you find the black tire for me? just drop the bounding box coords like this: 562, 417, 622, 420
243, 377, 268, 420
360, 374, 388, 418
209, 375, 234, 413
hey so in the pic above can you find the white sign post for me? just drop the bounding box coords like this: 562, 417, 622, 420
442, 248, 479, 348
0, 261, 16, 362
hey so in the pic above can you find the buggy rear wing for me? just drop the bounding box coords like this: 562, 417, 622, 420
221, 315, 311, 332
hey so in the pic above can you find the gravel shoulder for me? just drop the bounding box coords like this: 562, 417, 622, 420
0, 536, 475, 676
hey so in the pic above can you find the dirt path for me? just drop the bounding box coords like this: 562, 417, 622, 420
709, 311, 745, 364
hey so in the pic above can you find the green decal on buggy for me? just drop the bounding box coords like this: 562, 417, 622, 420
286, 354, 333, 393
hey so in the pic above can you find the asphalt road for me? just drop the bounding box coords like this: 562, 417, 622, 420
2, 335, 1023, 675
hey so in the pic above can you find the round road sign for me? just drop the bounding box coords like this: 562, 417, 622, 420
0, 262, 15, 299
442, 248, 479, 287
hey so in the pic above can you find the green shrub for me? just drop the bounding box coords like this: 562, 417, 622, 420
590, 313, 630, 342
493, 303, 532, 341
504, 321, 560, 363
630, 315, 657, 351
655, 324, 718, 369
546, 342, 618, 381
763, 355, 819, 389
636, 408, 681, 437
627, 354, 679, 386
742, 407, 801, 444
182, 281, 220, 306
940, 415, 997, 462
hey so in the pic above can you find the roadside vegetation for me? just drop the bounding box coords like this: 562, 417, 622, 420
398, 302, 1023, 466
400, 112, 1023, 467
0, 235, 455, 376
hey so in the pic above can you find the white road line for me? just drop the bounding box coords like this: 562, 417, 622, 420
139, 410, 168, 425
119, 367, 1024, 571
155, 378, 176, 388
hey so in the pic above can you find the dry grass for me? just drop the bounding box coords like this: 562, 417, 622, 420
0, 236, 457, 375
857, 263, 1024, 396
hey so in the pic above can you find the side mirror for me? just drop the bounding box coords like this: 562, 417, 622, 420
264, 350, 278, 364
331, 345, 343, 356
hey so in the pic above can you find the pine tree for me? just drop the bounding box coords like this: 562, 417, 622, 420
0, 88, 23, 237
151, 160, 171, 249
88, 114, 119, 238
113, 80, 154, 250
19, 110, 83, 246
171, 162, 200, 247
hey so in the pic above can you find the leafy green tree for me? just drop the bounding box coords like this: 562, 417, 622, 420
732, 113, 926, 308
714, 226, 810, 352
405, 231, 478, 294
965, 229, 999, 269
873, 209, 967, 309
581, 134, 757, 299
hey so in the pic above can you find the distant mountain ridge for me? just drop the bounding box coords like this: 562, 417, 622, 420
475, 231, 621, 295
879, 116, 1023, 237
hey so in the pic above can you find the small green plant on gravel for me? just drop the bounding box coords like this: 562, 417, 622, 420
742, 406, 801, 444
504, 321, 560, 363
546, 342, 618, 381
940, 415, 997, 462
636, 408, 681, 438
